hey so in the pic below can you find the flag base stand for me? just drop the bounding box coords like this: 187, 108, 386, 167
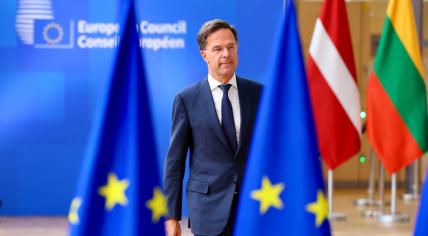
328, 212, 347, 221
375, 174, 409, 224
353, 198, 382, 207
361, 209, 384, 218
377, 212, 409, 223
402, 193, 420, 202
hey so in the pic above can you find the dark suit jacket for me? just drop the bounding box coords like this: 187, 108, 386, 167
163, 76, 262, 235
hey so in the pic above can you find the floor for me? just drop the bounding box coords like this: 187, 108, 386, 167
0, 189, 420, 236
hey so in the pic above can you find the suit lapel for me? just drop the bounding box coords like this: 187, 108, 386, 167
237, 77, 251, 154
199, 79, 231, 151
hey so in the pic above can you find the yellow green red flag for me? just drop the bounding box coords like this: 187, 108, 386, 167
367, 0, 428, 174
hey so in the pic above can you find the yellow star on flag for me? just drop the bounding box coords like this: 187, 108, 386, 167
146, 187, 168, 223
68, 197, 81, 225
98, 172, 129, 211
251, 176, 285, 215
306, 190, 329, 227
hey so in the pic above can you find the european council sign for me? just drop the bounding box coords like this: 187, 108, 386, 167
0, 0, 282, 215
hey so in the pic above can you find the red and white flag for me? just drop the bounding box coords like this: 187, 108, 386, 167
307, 0, 361, 170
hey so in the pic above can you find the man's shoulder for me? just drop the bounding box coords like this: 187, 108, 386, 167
237, 76, 263, 91
175, 79, 207, 98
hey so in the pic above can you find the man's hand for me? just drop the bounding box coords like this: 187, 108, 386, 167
165, 218, 181, 236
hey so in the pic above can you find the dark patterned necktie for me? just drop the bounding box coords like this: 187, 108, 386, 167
219, 84, 237, 152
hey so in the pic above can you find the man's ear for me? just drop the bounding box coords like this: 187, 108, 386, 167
200, 50, 208, 63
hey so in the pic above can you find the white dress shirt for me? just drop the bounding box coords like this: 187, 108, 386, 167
208, 74, 241, 144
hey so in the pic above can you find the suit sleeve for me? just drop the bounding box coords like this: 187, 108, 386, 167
163, 94, 191, 220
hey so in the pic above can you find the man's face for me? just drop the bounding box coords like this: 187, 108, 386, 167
200, 28, 238, 81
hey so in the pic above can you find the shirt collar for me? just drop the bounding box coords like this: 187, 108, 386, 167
207, 73, 237, 91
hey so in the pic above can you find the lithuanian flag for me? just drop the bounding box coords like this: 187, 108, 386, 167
367, 0, 428, 174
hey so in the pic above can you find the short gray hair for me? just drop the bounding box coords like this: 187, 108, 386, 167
197, 19, 238, 51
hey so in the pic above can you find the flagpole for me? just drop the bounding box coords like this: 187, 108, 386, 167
354, 148, 381, 207
362, 159, 385, 218
403, 161, 420, 201
378, 165, 385, 212
328, 170, 332, 214
328, 169, 346, 221
377, 173, 409, 223
391, 174, 397, 214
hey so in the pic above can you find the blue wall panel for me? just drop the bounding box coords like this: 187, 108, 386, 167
0, 0, 282, 215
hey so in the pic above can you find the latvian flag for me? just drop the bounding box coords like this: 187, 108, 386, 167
307, 0, 361, 170
367, 0, 428, 174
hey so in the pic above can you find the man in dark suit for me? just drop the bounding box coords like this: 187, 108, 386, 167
163, 19, 262, 236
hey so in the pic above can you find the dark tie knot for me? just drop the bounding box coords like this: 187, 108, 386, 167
219, 84, 232, 93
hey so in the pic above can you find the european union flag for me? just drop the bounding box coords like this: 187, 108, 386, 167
68, 1, 166, 235
414, 171, 428, 236
234, 1, 331, 235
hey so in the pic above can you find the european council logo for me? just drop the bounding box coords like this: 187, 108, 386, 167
34, 20, 74, 48
15, 0, 74, 49
15, 0, 54, 45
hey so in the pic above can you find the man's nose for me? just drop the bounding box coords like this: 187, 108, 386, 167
221, 47, 231, 57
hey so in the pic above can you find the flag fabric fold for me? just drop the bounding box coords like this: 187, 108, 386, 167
234, 1, 331, 235
366, 0, 428, 174
307, 0, 361, 170
414, 171, 428, 236
68, 1, 166, 235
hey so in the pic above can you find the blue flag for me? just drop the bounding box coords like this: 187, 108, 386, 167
234, 1, 331, 235
415, 171, 428, 236
68, 1, 166, 235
